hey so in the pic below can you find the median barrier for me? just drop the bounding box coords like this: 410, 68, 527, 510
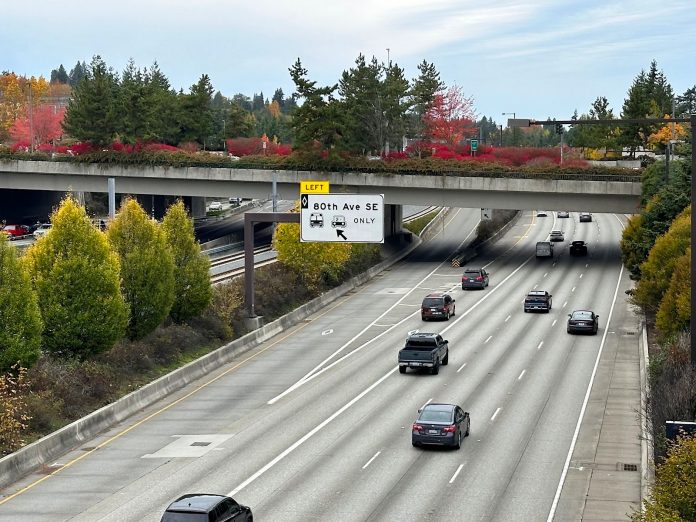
0, 232, 423, 490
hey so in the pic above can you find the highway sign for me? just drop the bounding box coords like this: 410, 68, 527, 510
470, 139, 478, 151
300, 194, 384, 243
300, 181, 330, 194
481, 208, 492, 221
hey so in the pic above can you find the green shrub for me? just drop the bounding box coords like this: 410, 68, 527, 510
403, 210, 439, 236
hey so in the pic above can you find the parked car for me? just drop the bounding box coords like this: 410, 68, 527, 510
412, 403, 470, 449
1, 224, 31, 238
398, 332, 449, 375
536, 241, 554, 258
421, 292, 456, 321
32, 223, 52, 238
536, 210, 548, 217
579, 212, 593, 222
557, 211, 570, 218
549, 230, 564, 242
567, 310, 599, 335
569, 240, 588, 256
524, 290, 552, 313
161, 494, 252, 522
208, 201, 223, 212
461, 268, 489, 289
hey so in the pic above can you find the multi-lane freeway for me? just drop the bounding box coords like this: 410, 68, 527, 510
0, 208, 638, 521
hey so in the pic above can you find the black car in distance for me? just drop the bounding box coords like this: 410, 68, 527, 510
161, 494, 253, 522
412, 403, 470, 449
567, 310, 599, 335
569, 240, 588, 256
524, 290, 552, 313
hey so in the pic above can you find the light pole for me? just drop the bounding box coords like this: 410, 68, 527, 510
386, 48, 391, 67
502, 112, 516, 146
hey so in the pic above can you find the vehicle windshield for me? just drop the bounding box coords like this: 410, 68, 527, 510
422, 298, 444, 307
419, 409, 453, 423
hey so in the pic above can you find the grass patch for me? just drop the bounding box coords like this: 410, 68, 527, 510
404, 210, 439, 236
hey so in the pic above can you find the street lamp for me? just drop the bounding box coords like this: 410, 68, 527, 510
502, 112, 516, 146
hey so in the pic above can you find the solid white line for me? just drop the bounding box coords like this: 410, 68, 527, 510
537, 341, 544, 350
229, 367, 398, 496
546, 264, 626, 522
457, 362, 467, 373
505, 315, 511, 322
373, 324, 396, 327
552, 319, 557, 327
485, 335, 492, 344
490, 408, 502, 421
449, 464, 464, 484
518, 369, 526, 380
362, 451, 381, 470
421, 398, 433, 410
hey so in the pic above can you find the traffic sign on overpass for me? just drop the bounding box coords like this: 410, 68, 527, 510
300, 193, 384, 243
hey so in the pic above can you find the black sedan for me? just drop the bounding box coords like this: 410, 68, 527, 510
567, 310, 599, 335
461, 268, 489, 289
161, 494, 252, 522
569, 240, 588, 256
412, 403, 470, 449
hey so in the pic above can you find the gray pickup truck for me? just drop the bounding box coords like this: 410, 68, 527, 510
398, 333, 449, 375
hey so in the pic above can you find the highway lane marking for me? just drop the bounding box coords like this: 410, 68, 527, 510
449, 464, 464, 484
230, 367, 398, 497
456, 362, 467, 373
543, 272, 548, 278
585, 263, 589, 268
397, 303, 420, 307
490, 408, 502, 422
552, 319, 557, 327
321, 329, 334, 336
0, 285, 359, 506
421, 398, 433, 410
563, 301, 568, 308
268, 220, 481, 405
571, 286, 576, 292
362, 451, 381, 470
579, 274, 583, 279
518, 370, 526, 380
533, 284, 538, 289
547, 232, 626, 522
537, 341, 544, 350
373, 323, 396, 327
484, 335, 492, 344
505, 315, 511, 322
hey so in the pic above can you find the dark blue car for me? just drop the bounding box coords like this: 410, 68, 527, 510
412, 403, 470, 449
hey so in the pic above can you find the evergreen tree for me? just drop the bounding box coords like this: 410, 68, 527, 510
68, 60, 87, 86
252, 92, 265, 112
339, 54, 384, 153
676, 85, 696, 117
231, 93, 253, 111
50, 64, 69, 84
161, 200, 212, 323
409, 60, 444, 138
107, 198, 175, 340
116, 59, 149, 144
0, 234, 42, 372
382, 62, 411, 152
23, 197, 128, 359
144, 62, 180, 144
178, 74, 214, 145
272, 88, 286, 112
62, 55, 119, 145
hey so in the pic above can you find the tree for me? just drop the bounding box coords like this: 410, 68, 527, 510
0, 74, 50, 141
68, 61, 87, 86
409, 60, 444, 138
633, 207, 690, 312
656, 248, 690, 338
178, 74, 214, 145
9, 104, 66, 145
115, 59, 149, 144
423, 85, 477, 145
648, 115, 688, 148
0, 234, 42, 372
23, 196, 128, 359
107, 198, 175, 340
288, 58, 344, 151
144, 62, 180, 144
273, 222, 350, 288
675, 85, 696, 117
161, 201, 212, 323
62, 55, 119, 145
50, 64, 69, 85
632, 436, 696, 522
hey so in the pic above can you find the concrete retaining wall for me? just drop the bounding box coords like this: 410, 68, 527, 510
0, 235, 422, 490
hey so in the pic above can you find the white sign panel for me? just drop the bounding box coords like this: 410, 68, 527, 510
481, 208, 492, 221
300, 194, 384, 243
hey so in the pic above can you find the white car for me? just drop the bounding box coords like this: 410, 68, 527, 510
33, 223, 52, 238
208, 201, 223, 212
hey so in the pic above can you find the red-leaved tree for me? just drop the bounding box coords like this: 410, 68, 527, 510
423, 85, 477, 145
9, 104, 65, 145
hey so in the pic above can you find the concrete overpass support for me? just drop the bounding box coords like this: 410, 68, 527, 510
384, 204, 403, 242
189, 197, 206, 219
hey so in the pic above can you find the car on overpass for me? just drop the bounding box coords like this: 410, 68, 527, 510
412, 403, 470, 449
161, 494, 253, 522
208, 201, 223, 212
536, 210, 548, 217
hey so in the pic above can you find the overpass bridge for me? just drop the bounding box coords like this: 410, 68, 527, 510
0, 159, 641, 236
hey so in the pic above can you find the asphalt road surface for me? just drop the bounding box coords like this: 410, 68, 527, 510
0, 209, 633, 521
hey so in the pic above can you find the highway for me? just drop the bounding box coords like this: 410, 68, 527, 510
0, 208, 635, 521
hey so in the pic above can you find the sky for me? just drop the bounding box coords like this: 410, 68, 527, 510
3, 0, 695, 125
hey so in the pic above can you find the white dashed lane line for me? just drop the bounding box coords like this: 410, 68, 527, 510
552, 319, 557, 327
484, 336, 492, 344
518, 369, 526, 380
457, 362, 467, 373
491, 408, 502, 422
505, 315, 511, 322
571, 286, 576, 293
563, 301, 568, 308
362, 451, 381, 470
537, 341, 544, 350
421, 398, 433, 410
449, 464, 464, 484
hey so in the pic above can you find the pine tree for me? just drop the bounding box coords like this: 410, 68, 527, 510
68, 60, 87, 87
50, 64, 69, 85
62, 55, 119, 145
116, 58, 148, 144
409, 60, 444, 138
178, 74, 214, 145
144, 62, 180, 144
161, 201, 212, 323
0, 234, 42, 372
23, 197, 128, 359
107, 198, 175, 340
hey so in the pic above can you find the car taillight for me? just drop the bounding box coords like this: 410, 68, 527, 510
475, 276, 483, 281
412, 423, 423, 431
443, 425, 457, 433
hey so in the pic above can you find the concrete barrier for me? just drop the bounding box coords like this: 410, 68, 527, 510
0, 234, 422, 490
